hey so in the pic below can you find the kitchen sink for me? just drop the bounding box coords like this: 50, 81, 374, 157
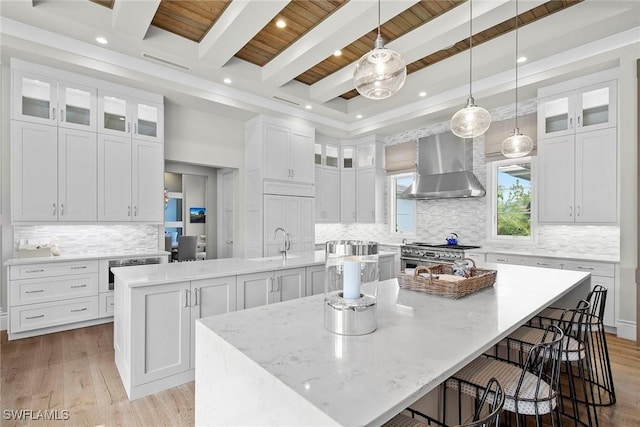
247, 254, 300, 262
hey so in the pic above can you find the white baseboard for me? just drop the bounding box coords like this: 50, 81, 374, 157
616, 319, 636, 341
0, 312, 7, 332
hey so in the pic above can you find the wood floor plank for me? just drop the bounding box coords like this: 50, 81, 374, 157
62, 358, 101, 426
89, 351, 128, 408
37, 331, 64, 368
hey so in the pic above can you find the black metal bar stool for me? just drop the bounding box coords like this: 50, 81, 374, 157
499, 301, 598, 426
531, 285, 615, 407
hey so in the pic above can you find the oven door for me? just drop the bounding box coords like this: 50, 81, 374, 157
400, 257, 453, 271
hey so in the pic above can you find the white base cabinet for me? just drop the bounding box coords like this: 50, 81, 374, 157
237, 268, 305, 310
114, 275, 237, 400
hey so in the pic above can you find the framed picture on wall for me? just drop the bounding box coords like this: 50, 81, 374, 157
189, 207, 206, 223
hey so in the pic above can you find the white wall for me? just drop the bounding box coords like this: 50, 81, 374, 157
164, 103, 246, 257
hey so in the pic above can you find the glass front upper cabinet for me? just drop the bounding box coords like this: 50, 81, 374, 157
325, 145, 339, 168
134, 101, 161, 140
538, 93, 574, 138
341, 146, 355, 169
13, 71, 57, 125
99, 91, 129, 136
357, 143, 376, 168
58, 81, 97, 131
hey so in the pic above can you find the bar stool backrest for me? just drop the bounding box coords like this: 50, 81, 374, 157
586, 285, 607, 322
457, 377, 504, 427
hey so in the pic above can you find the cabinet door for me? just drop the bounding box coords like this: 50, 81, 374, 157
12, 70, 57, 125
236, 272, 272, 309
305, 265, 325, 296
275, 268, 306, 303
132, 100, 163, 142
98, 90, 131, 137
263, 123, 290, 181
356, 169, 375, 223
357, 142, 376, 168
97, 134, 132, 221
323, 168, 340, 222
379, 257, 393, 281
341, 146, 355, 170
11, 121, 59, 221
315, 167, 324, 221
538, 135, 575, 223
290, 130, 314, 184
538, 91, 575, 138
296, 196, 315, 252
132, 139, 164, 222
575, 128, 617, 223
576, 81, 616, 133
341, 171, 356, 222
58, 128, 97, 221
131, 282, 191, 386
58, 80, 97, 132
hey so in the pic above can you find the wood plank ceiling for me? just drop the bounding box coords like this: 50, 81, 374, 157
90, 0, 583, 101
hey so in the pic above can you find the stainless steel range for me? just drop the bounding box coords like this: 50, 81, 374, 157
400, 242, 481, 270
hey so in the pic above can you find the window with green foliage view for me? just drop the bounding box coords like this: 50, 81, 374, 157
496, 163, 532, 237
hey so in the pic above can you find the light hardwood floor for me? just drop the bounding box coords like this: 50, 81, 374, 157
1, 323, 638, 426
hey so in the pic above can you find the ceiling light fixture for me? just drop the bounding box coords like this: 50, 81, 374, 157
305, 105, 312, 110
356, 114, 363, 119
95, 36, 108, 45
353, 0, 406, 100
333, 50, 342, 57
517, 56, 527, 63
450, 0, 491, 138
276, 19, 286, 29
223, 78, 232, 84
501, 0, 533, 158
419, 91, 427, 97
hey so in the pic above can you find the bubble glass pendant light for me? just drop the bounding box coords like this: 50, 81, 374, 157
501, 0, 533, 158
450, 0, 491, 138
353, 0, 406, 100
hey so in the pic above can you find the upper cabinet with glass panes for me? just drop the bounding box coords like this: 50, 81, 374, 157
314, 137, 339, 168
98, 90, 164, 142
341, 146, 355, 169
13, 70, 97, 132
538, 78, 616, 139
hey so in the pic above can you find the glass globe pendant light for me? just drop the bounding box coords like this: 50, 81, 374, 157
450, 0, 491, 138
501, 0, 533, 158
353, 0, 406, 100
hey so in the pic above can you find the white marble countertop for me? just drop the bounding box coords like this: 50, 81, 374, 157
4, 250, 170, 266
112, 250, 396, 287
195, 263, 590, 426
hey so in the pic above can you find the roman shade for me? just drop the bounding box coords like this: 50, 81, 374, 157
484, 113, 537, 160
384, 141, 416, 174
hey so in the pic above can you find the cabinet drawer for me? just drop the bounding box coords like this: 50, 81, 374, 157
523, 256, 563, 270
563, 261, 614, 277
10, 296, 98, 333
486, 253, 529, 266
99, 292, 114, 318
10, 260, 99, 280
10, 274, 98, 306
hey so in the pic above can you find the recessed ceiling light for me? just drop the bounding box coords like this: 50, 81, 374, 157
276, 19, 286, 29
333, 50, 342, 57
517, 56, 527, 63
305, 105, 312, 110
356, 114, 363, 119
223, 78, 232, 84
96, 36, 108, 45
419, 91, 427, 97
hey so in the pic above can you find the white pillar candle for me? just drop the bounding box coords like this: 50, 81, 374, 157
342, 259, 361, 299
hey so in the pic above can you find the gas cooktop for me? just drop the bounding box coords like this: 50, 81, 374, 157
405, 242, 481, 250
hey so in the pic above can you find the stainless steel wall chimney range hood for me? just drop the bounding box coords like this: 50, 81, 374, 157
401, 132, 485, 200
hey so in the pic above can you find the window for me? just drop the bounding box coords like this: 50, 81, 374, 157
487, 157, 535, 240
390, 173, 416, 236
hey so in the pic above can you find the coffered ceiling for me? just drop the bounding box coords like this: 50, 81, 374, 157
1, 0, 639, 137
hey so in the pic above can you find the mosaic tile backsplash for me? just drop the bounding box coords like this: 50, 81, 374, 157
13, 225, 160, 255
316, 98, 620, 260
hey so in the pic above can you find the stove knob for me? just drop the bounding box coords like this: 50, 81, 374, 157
434, 253, 440, 258
455, 253, 463, 259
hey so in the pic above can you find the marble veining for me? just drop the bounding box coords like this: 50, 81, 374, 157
195, 264, 590, 426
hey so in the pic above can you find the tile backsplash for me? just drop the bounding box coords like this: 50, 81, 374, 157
316, 97, 620, 260
13, 224, 160, 255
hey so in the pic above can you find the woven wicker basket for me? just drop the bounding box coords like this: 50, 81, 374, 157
397, 259, 496, 299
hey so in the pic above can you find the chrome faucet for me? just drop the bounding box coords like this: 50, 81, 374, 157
273, 227, 290, 259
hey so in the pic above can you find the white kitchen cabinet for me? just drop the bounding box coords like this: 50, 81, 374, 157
8, 260, 103, 340
340, 170, 356, 223
263, 194, 315, 256
341, 145, 355, 170
305, 264, 326, 296
12, 122, 97, 222
538, 128, 616, 223
13, 69, 98, 132
237, 268, 306, 310
98, 89, 164, 143
116, 275, 237, 399
315, 167, 340, 223
261, 122, 314, 184
356, 139, 384, 169
563, 261, 616, 328
356, 167, 385, 223
538, 80, 616, 139
378, 255, 393, 281
379, 245, 401, 276
98, 134, 164, 223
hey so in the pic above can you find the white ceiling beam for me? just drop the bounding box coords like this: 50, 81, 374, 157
199, 0, 289, 67
111, 0, 161, 40
308, 0, 530, 104
262, 0, 420, 88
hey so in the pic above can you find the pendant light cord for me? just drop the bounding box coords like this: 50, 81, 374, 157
469, 0, 473, 99
377, 0, 381, 37
515, 0, 519, 129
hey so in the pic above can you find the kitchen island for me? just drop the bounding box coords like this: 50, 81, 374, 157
112, 250, 395, 400
194, 263, 591, 426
